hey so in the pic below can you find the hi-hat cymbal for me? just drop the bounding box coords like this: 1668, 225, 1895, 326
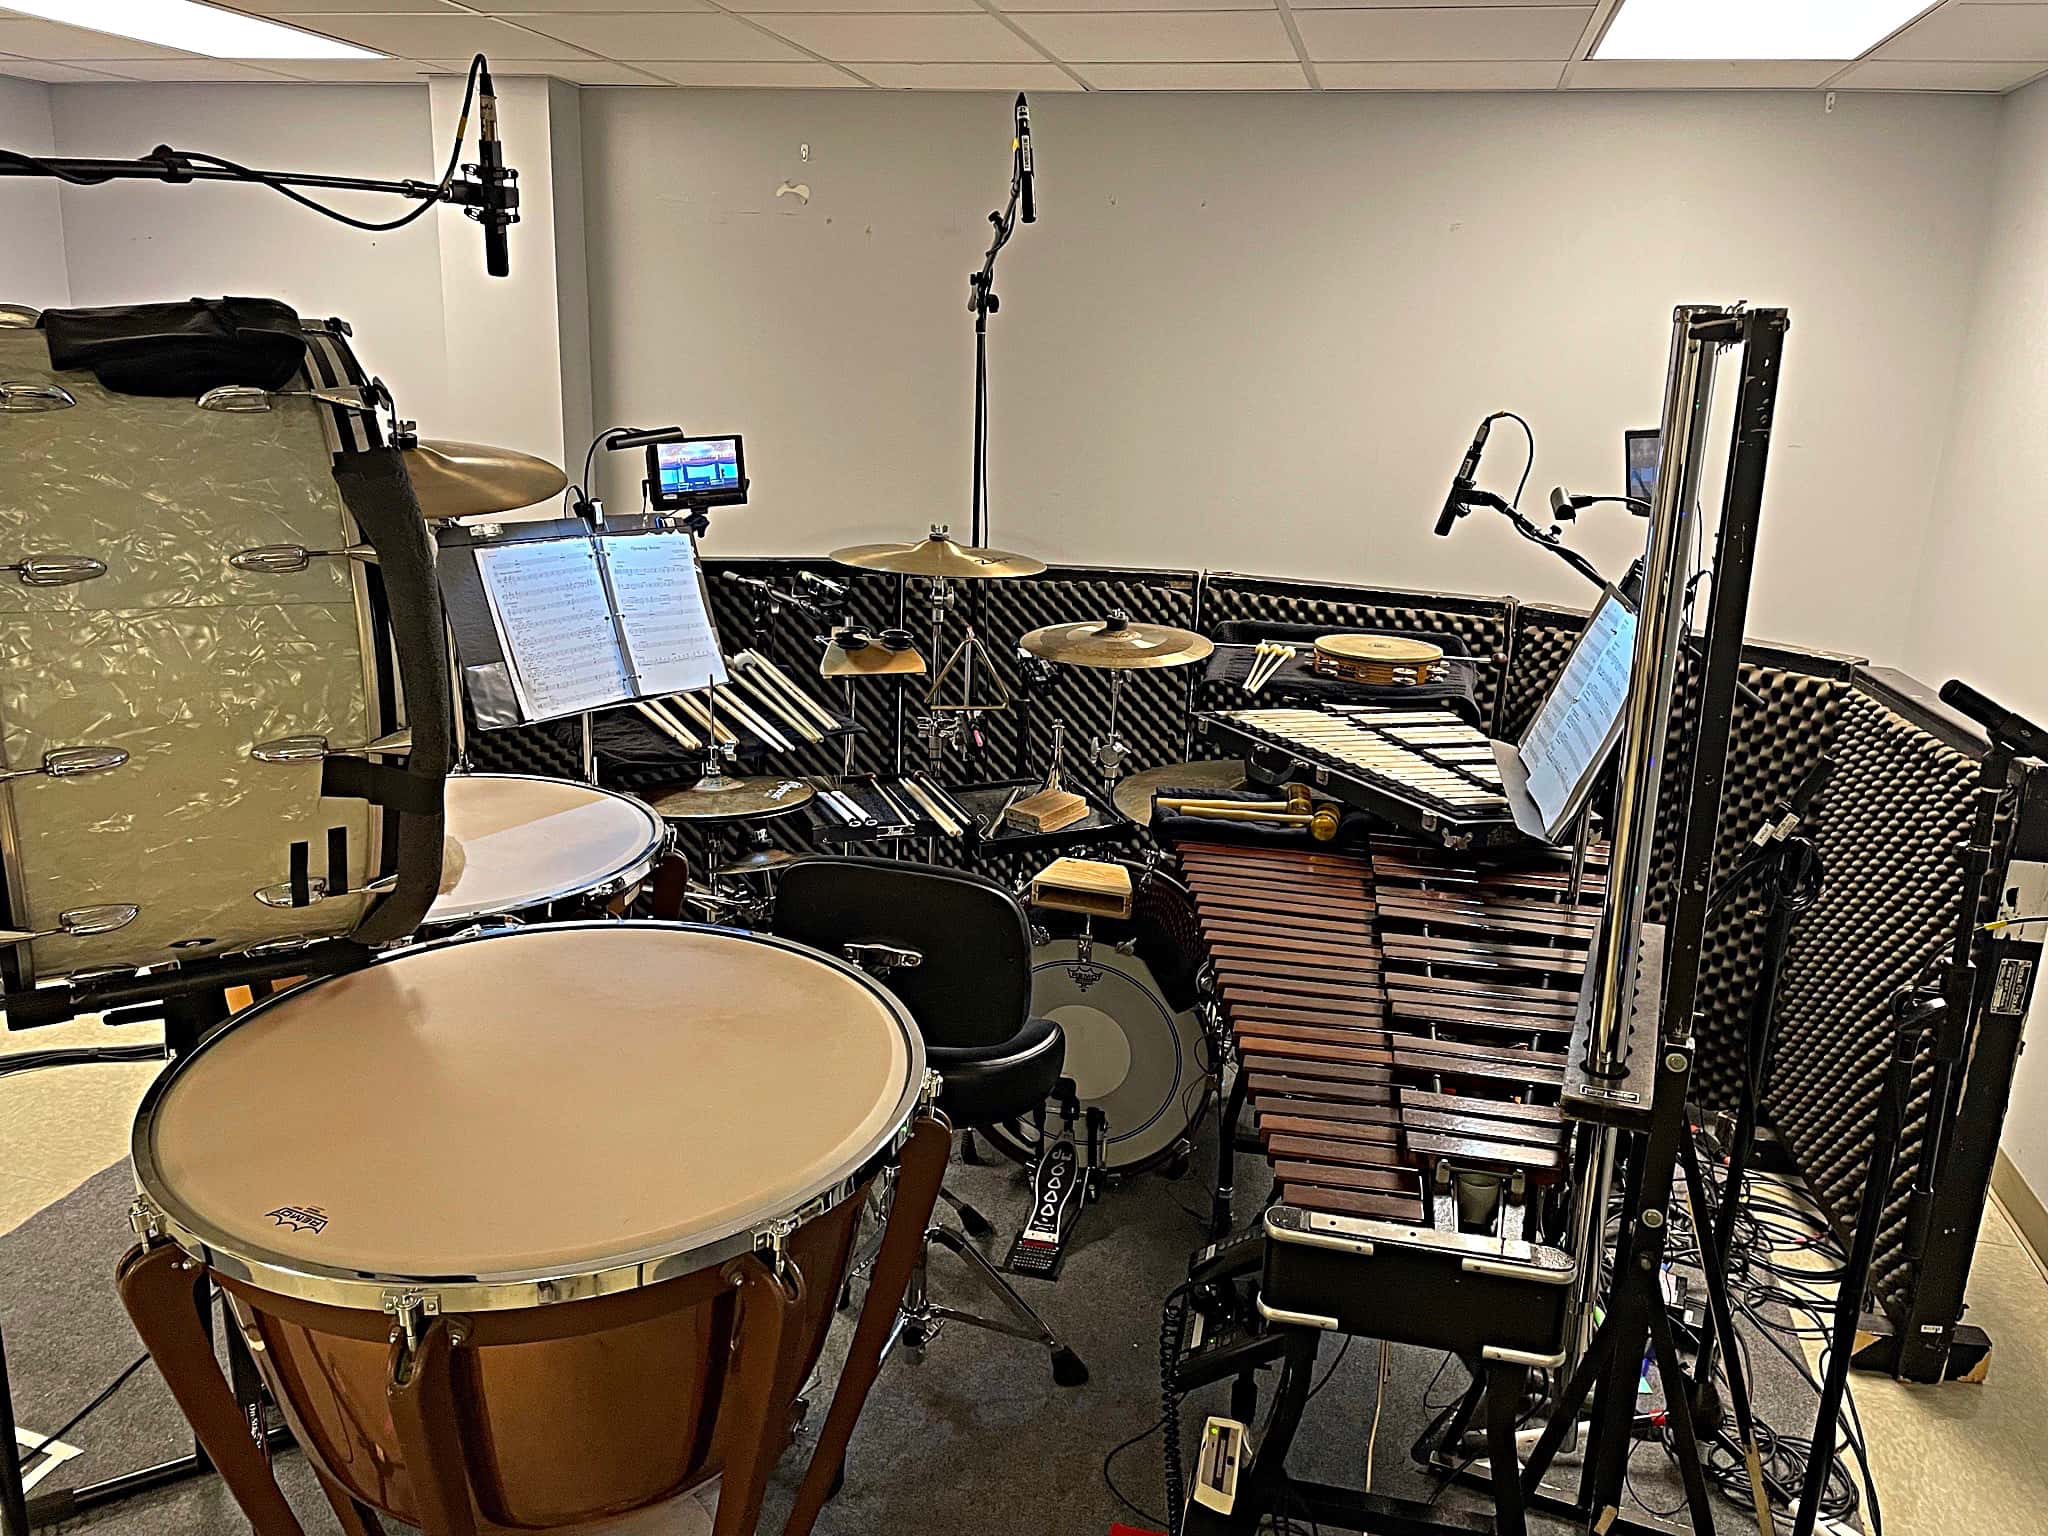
1020, 615, 1215, 671
642, 777, 815, 822
830, 530, 1046, 581
1113, 760, 1247, 823
403, 439, 568, 519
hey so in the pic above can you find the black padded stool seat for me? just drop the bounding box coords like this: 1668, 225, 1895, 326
929, 1016, 1064, 1130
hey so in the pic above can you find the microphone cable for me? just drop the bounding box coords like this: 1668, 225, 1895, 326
0, 55, 488, 236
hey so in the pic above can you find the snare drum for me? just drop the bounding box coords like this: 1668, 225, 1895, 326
122, 924, 933, 1536
427, 773, 668, 929
1007, 862, 1213, 1174
0, 311, 448, 986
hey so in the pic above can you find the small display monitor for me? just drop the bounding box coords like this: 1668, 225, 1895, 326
1625, 429, 1661, 507
648, 434, 747, 512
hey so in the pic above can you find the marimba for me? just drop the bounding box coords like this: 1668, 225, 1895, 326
1178, 832, 1611, 1536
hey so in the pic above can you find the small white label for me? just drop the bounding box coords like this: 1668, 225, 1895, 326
1992, 956, 2035, 1016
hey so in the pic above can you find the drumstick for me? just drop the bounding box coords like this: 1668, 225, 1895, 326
743, 650, 841, 734
633, 700, 701, 752
710, 684, 794, 754
670, 693, 738, 746
898, 775, 963, 837
916, 774, 974, 828
732, 662, 823, 744
871, 777, 916, 826
643, 697, 703, 749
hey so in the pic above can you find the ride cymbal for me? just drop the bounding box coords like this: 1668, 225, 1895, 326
403, 439, 568, 519
829, 529, 1046, 580
1019, 615, 1215, 671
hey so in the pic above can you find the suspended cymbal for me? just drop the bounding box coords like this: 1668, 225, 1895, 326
642, 777, 815, 823
1113, 760, 1248, 824
402, 438, 568, 519
715, 847, 801, 876
830, 530, 1046, 580
1020, 615, 1215, 671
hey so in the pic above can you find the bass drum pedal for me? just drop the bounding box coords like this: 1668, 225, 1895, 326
1005, 1080, 1105, 1280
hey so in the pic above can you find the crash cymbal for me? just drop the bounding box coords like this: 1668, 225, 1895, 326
715, 847, 801, 876
642, 776, 815, 822
830, 529, 1046, 581
402, 438, 568, 519
1113, 760, 1247, 823
1019, 614, 1215, 671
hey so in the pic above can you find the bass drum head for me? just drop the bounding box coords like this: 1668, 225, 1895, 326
1024, 939, 1207, 1173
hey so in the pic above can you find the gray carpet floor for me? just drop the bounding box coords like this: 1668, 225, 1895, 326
2, 1118, 1829, 1536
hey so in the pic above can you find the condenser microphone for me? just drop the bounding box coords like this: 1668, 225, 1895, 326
1435, 416, 1492, 537
469, 60, 520, 278
1015, 94, 1036, 224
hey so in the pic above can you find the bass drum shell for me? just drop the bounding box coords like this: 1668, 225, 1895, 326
1021, 937, 1209, 1173
222, 1190, 865, 1533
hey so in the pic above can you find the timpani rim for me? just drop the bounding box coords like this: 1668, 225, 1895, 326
129, 922, 926, 1316
424, 772, 672, 926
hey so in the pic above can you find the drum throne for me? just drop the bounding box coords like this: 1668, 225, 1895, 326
771, 857, 1090, 1386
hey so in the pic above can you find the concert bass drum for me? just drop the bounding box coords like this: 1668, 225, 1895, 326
0, 305, 449, 988
122, 924, 936, 1536
988, 859, 1214, 1176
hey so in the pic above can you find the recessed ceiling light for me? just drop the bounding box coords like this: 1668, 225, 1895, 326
1594, 0, 1937, 62
1, 1, 383, 60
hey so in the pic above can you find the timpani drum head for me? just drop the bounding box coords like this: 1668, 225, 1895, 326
427, 773, 666, 926
132, 925, 921, 1304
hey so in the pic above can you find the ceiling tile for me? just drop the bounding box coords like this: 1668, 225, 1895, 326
0, 20, 196, 59
1568, 59, 1836, 89
90, 59, 303, 80
465, 1, 712, 13
1878, 4, 2048, 61
856, 60, 1082, 87
1000, 0, 1276, 10
266, 13, 571, 57
1075, 61, 1308, 88
420, 55, 667, 82
722, 0, 978, 11
1834, 58, 2048, 92
1293, 5, 1591, 62
1011, 11, 1297, 62
214, 2, 462, 13
262, 58, 442, 79
754, 15, 1042, 61
514, 13, 810, 58
0, 55, 127, 81
1320, 59, 1566, 89
636, 59, 867, 84
638, 60, 864, 83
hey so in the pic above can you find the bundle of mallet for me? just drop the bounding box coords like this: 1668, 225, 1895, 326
1154, 782, 1339, 841
1241, 640, 1298, 695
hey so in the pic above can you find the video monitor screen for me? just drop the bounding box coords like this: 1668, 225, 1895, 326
649, 435, 746, 511
1625, 429, 1661, 506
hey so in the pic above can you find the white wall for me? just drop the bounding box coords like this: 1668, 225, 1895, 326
0, 75, 69, 310
584, 88, 1997, 658
1907, 76, 2048, 1211
43, 79, 589, 473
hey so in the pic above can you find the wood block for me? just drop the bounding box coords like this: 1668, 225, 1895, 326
1006, 788, 1090, 834
1030, 856, 1134, 919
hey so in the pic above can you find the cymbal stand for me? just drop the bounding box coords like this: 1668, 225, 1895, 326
1092, 669, 1134, 798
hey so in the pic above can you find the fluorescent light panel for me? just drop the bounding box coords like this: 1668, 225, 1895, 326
1, 1, 382, 59
1594, 0, 1935, 62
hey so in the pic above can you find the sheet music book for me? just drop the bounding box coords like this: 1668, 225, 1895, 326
601, 533, 729, 698
469, 528, 726, 725
1517, 588, 1637, 840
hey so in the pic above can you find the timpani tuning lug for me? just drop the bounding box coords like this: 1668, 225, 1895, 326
5, 553, 106, 586
0, 304, 41, 329
230, 542, 378, 574
0, 745, 130, 783
0, 380, 76, 412
196, 383, 382, 415
0, 902, 141, 946
254, 879, 331, 909
250, 729, 412, 764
